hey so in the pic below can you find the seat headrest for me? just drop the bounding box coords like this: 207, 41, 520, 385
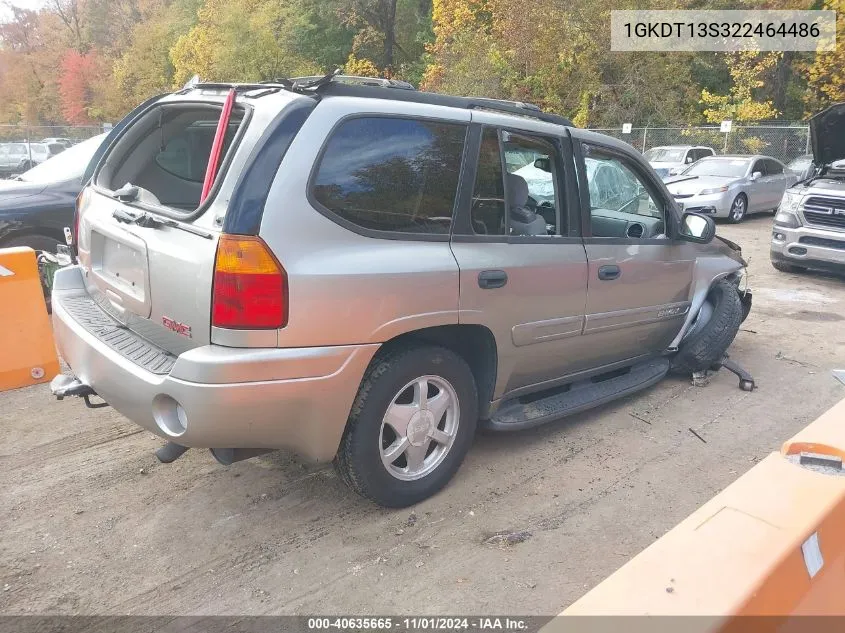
506, 172, 529, 207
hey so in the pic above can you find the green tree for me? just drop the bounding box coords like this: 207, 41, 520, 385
170, 0, 320, 85
802, 0, 845, 113
700, 52, 782, 122
109, 0, 202, 117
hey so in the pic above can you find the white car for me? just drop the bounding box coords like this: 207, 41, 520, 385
645, 145, 715, 179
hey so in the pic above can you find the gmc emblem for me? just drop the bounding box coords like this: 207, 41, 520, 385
162, 316, 191, 338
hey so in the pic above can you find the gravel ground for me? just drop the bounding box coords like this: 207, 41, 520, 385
1, 215, 844, 616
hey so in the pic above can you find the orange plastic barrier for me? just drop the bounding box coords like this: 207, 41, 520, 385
550, 397, 845, 632
0, 247, 59, 391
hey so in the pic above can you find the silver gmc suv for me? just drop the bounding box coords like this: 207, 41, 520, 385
50, 75, 751, 507
771, 103, 845, 275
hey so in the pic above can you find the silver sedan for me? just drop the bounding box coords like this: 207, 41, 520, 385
664, 155, 798, 223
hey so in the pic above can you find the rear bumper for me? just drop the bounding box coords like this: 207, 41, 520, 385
51, 266, 379, 462
770, 225, 845, 273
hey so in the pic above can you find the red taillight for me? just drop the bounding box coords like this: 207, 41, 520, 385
211, 235, 286, 329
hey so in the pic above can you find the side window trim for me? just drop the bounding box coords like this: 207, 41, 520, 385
306, 113, 469, 242
575, 139, 677, 242
450, 123, 482, 237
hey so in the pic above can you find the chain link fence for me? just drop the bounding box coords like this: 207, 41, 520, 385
0, 124, 106, 144
588, 124, 811, 165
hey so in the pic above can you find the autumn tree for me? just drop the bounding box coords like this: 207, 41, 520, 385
339, 0, 432, 80
802, 0, 845, 113
170, 0, 321, 85
58, 48, 109, 123
0, 7, 67, 124
700, 51, 782, 122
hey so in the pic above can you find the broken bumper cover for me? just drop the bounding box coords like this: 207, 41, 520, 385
50, 267, 379, 462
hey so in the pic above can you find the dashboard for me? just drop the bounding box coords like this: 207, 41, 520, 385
590, 207, 665, 239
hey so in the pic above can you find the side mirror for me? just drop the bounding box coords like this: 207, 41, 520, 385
749, 171, 762, 181
533, 157, 551, 172
685, 156, 694, 163
679, 211, 715, 244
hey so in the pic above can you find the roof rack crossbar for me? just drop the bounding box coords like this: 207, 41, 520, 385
190, 82, 289, 92
288, 73, 416, 92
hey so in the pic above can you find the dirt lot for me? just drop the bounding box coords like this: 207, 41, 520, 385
2, 215, 844, 616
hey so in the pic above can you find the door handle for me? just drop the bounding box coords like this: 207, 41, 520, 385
478, 269, 508, 289
597, 265, 620, 281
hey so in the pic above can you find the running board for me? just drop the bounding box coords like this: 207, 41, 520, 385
484, 358, 670, 431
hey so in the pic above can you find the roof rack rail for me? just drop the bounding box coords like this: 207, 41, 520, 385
289, 73, 415, 91
314, 82, 574, 128
178, 74, 573, 127
471, 97, 542, 112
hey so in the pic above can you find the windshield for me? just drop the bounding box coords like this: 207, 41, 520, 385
18, 134, 106, 183
683, 158, 749, 178
787, 156, 812, 171
644, 147, 686, 162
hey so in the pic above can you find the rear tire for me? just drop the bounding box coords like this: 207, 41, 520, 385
672, 279, 743, 374
771, 260, 806, 274
334, 345, 478, 508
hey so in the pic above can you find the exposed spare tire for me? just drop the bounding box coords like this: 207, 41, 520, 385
671, 279, 743, 374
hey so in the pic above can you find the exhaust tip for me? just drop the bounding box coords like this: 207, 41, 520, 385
210, 448, 272, 466
155, 442, 189, 464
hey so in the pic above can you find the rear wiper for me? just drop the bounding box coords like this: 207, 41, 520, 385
112, 208, 212, 239
112, 208, 172, 229
112, 184, 140, 202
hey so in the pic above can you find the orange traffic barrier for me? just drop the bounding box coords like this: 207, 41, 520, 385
550, 397, 845, 632
0, 247, 60, 391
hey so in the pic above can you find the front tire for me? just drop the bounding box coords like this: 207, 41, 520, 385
334, 345, 478, 507
727, 194, 747, 223
672, 279, 743, 374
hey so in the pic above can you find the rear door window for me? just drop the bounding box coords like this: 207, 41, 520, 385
311, 117, 467, 236
470, 128, 564, 237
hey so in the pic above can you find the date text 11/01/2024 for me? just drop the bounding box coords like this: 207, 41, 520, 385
307, 617, 530, 631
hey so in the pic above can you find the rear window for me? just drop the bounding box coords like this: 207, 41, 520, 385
311, 117, 467, 235
96, 103, 246, 213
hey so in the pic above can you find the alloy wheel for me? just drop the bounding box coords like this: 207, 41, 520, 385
379, 375, 460, 481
